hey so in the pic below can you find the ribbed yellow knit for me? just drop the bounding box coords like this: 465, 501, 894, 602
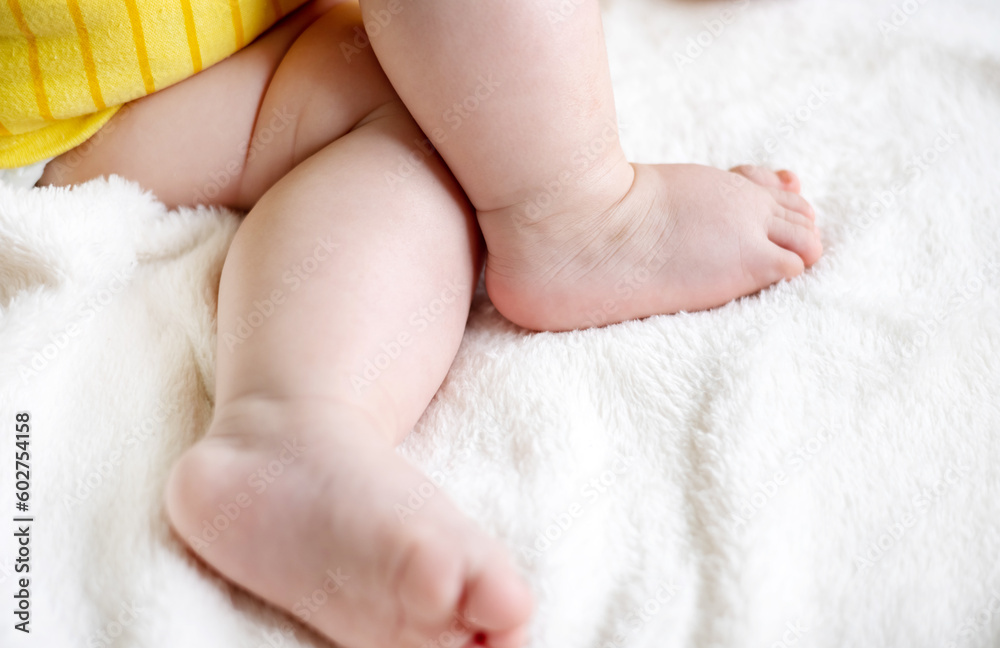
0, 0, 306, 168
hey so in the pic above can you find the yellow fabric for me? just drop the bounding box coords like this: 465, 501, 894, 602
0, 0, 305, 168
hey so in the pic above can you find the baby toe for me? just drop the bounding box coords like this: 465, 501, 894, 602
774, 206, 817, 233
395, 532, 467, 629
730, 165, 801, 193
770, 246, 807, 281
730, 164, 779, 188
472, 624, 529, 648
768, 186, 815, 220
767, 215, 823, 267
461, 553, 533, 645
775, 169, 802, 193
747, 242, 804, 287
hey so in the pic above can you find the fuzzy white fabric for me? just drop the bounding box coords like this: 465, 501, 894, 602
2, 0, 1000, 646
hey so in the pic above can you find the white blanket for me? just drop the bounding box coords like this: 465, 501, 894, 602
2, 0, 1000, 646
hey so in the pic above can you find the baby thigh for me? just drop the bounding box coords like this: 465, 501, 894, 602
39, 0, 397, 211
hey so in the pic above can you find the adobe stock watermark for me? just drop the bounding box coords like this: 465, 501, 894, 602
185, 438, 308, 551
899, 257, 1000, 360
341, 0, 411, 62
708, 291, 819, 387
251, 622, 298, 648
512, 117, 621, 231
192, 105, 294, 205
854, 459, 971, 571
416, 612, 485, 648
945, 584, 1000, 648
222, 236, 339, 351
236, 569, 351, 647
745, 85, 833, 168
545, 0, 585, 24
434, 75, 502, 142
42, 103, 134, 184
291, 566, 351, 624
719, 84, 834, 199
85, 599, 144, 648
62, 399, 179, 508
393, 451, 471, 523
383, 75, 501, 191
578, 245, 672, 329
384, 135, 438, 192
18, 260, 137, 384
731, 421, 850, 537
877, 0, 931, 38
838, 126, 960, 247
767, 620, 810, 648
351, 279, 465, 392
599, 584, 679, 648
672, 0, 750, 70
518, 452, 635, 564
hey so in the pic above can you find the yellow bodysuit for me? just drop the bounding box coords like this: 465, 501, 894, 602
0, 0, 308, 167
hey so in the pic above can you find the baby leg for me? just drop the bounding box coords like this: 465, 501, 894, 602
43, 2, 532, 646
168, 112, 532, 648
359, 0, 823, 330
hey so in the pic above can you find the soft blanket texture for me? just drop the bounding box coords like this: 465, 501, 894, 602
2, 0, 999, 646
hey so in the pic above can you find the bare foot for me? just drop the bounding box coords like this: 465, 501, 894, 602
479, 162, 822, 331
165, 398, 532, 648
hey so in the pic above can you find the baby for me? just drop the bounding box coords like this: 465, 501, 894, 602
2, 0, 821, 645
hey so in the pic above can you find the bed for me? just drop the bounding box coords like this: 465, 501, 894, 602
2, 0, 999, 646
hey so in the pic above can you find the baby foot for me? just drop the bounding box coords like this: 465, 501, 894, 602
166, 398, 532, 648
479, 162, 822, 330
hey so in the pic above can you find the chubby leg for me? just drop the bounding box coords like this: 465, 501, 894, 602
358, 0, 823, 330
168, 109, 532, 648
165, 8, 534, 645
43, 2, 532, 646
